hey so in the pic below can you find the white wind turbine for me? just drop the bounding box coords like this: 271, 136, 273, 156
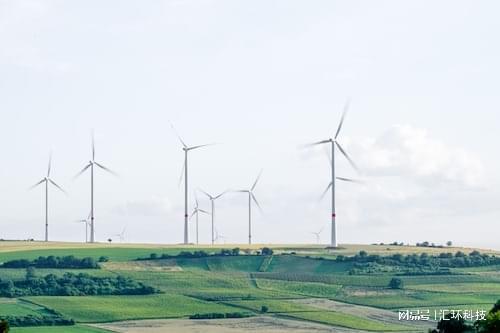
199, 189, 227, 245
214, 227, 226, 244
234, 170, 263, 245
306, 101, 360, 247
189, 193, 209, 245
114, 226, 127, 242
75, 133, 117, 243
171, 123, 214, 245
311, 227, 324, 244
30, 153, 66, 242
76, 212, 91, 243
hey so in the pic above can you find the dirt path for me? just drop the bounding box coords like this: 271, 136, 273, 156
94, 317, 372, 333
294, 298, 432, 330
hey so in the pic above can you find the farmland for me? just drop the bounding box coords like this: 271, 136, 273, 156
0, 241, 498, 332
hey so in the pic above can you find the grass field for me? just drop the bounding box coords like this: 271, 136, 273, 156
0, 241, 498, 333
26, 294, 240, 323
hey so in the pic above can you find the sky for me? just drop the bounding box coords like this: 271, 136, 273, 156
0, 0, 499, 250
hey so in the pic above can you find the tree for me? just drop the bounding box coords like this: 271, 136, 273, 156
446, 241, 453, 247
388, 277, 404, 289
0, 320, 9, 333
475, 300, 500, 333
436, 313, 469, 332
261, 305, 269, 313
261, 247, 273, 256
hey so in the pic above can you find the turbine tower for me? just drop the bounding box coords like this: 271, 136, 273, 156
171, 123, 213, 245
307, 101, 359, 247
200, 190, 227, 245
30, 153, 66, 242
235, 170, 263, 245
75, 132, 116, 243
189, 193, 209, 245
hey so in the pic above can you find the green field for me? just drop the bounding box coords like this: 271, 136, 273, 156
26, 294, 239, 323
0, 241, 498, 332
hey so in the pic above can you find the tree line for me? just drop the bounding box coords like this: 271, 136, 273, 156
0, 268, 158, 297
0, 255, 103, 269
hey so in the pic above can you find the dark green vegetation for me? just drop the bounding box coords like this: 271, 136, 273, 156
429, 300, 500, 333
0, 256, 100, 269
189, 312, 253, 319
0, 270, 157, 297
336, 250, 500, 275
0, 243, 498, 332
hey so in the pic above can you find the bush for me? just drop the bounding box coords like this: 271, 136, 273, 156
388, 277, 404, 289
98, 256, 109, 262
189, 312, 252, 320
0, 320, 9, 333
261, 305, 269, 313
261, 247, 273, 256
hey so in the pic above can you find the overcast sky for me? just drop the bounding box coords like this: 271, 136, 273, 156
1, 0, 499, 250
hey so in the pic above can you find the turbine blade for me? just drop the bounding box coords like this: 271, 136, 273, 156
92, 130, 95, 161
198, 188, 212, 199
47, 153, 52, 177
49, 179, 67, 194
335, 141, 359, 172
29, 179, 46, 190
94, 162, 118, 176
170, 122, 187, 148
74, 163, 91, 179
334, 100, 350, 139
189, 210, 196, 220
187, 143, 215, 151
319, 182, 333, 201
194, 191, 199, 207
214, 190, 229, 200
336, 177, 363, 184
251, 169, 263, 191
251, 193, 263, 213
198, 209, 210, 214
303, 139, 331, 148
178, 160, 186, 188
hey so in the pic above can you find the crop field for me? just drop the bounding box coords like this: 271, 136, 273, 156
0, 241, 498, 332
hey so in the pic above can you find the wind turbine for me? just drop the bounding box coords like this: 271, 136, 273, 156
199, 189, 227, 245
76, 212, 91, 243
214, 227, 226, 244
306, 101, 359, 248
75, 132, 116, 243
311, 227, 324, 244
171, 123, 213, 245
234, 170, 263, 245
114, 226, 127, 242
189, 193, 209, 245
29, 153, 66, 242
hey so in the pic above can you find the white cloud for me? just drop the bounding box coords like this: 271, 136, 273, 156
356, 125, 484, 189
